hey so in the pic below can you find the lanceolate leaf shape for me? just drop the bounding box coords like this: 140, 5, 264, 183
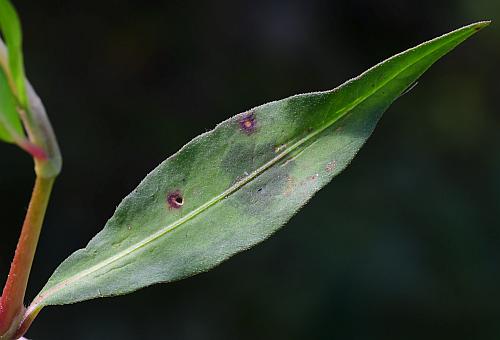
28, 22, 488, 315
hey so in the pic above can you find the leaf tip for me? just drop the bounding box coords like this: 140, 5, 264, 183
471, 20, 491, 31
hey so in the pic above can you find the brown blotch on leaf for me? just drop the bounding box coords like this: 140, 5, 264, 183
239, 112, 257, 134
167, 190, 184, 209
283, 176, 296, 196
325, 160, 337, 173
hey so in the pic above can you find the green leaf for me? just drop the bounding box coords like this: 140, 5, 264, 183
0, 65, 23, 142
0, 0, 27, 107
29, 22, 488, 312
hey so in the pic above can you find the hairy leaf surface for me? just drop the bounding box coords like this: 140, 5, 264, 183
29, 22, 488, 313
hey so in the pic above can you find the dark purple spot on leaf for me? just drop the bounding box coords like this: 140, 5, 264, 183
239, 112, 257, 134
167, 191, 184, 209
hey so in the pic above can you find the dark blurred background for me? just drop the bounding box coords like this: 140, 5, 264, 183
1, 0, 499, 339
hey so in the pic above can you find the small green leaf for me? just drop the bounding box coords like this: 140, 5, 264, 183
29, 22, 488, 312
0, 0, 27, 107
0, 65, 23, 142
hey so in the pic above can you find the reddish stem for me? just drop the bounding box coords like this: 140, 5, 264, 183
0, 175, 54, 337
17, 140, 48, 161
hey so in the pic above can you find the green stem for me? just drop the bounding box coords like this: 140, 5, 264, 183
0, 173, 54, 337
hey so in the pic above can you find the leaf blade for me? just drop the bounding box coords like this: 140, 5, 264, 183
30, 22, 488, 311
0, 65, 23, 142
0, 0, 27, 107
